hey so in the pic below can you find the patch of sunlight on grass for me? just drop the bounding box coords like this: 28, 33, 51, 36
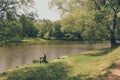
67, 47, 120, 77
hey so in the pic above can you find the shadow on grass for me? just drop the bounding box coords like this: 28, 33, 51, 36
68, 74, 105, 80
83, 47, 117, 57
99, 62, 116, 79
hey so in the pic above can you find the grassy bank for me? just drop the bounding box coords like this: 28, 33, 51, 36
21, 38, 66, 44
0, 38, 65, 46
0, 38, 50, 46
0, 47, 120, 80
21, 38, 52, 43
1, 37, 109, 46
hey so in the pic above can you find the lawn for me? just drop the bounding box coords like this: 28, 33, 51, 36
1, 47, 120, 80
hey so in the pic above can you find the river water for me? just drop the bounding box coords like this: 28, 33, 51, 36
0, 42, 110, 72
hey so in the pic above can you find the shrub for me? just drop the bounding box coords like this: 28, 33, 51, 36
6, 62, 70, 80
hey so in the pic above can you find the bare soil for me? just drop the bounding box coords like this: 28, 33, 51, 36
106, 59, 120, 80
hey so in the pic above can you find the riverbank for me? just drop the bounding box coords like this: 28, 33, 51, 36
21, 38, 66, 44
21, 38, 49, 43
0, 37, 109, 47
0, 38, 65, 46
0, 47, 120, 80
21, 38, 109, 44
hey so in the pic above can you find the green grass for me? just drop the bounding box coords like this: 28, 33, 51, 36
0, 38, 63, 46
0, 62, 70, 80
21, 37, 64, 44
21, 38, 49, 43
1, 47, 120, 80
63, 47, 120, 79
56, 47, 120, 79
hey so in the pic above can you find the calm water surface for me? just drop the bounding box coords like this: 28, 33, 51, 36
0, 42, 110, 71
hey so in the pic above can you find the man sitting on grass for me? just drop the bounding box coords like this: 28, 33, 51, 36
40, 54, 48, 63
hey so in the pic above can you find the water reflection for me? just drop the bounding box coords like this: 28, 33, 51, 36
0, 42, 110, 71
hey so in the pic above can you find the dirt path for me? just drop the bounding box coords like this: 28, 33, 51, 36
106, 59, 120, 80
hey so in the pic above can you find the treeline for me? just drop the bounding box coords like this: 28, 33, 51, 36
1, 0, 120, 47
0, 13, 37, 44
37, 19, 83, 41
0, 12, 119, 45
0, 13, 85, 45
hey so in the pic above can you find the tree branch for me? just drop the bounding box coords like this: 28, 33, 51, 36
0, 0, 9, 13
94, 0, 101, 10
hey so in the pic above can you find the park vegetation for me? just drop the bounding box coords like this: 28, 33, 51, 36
1, 0, 120, 80
0, 0, 120, 47
1, 47, 120, 80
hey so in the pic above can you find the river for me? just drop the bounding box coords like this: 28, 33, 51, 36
0, 42, 110, 72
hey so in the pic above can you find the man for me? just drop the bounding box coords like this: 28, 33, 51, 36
40, 54, 48, 63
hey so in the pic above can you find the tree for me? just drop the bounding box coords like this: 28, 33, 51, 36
52, 21, 63, 40
60, 14, 83, 40
37, 20, 63, 40
0, 0, 33, 19
20, 14, 38, 38
37, 19, 53, 39
92, 0, 120, 47
49, 0, 120, 47
0, 0, 35, 45
0, 21, 22, 45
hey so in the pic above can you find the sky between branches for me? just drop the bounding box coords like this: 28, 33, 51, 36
34, 0, 60, 21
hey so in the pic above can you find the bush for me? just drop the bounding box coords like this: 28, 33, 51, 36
6, 62, 70, 80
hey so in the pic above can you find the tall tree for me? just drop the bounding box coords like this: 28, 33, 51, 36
0, 0, 35, 45
20, 14, 38, 37
49, 0, 120, 47
0, 0, 34, 21
93, 0, 120, 47
38, 19, 53, 39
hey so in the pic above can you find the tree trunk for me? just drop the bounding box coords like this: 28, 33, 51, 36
110, 14, 117, 48
110, 31, 116, 48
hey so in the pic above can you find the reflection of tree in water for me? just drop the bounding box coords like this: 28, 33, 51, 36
20, 45, 35, 65
21, 52, 28, 65
2, 56, 12, 71
1, 48, 14, 71
86, 44, 94, 50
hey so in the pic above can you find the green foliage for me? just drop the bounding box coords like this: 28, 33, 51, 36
6, 11, 16, 22
61, 15, 77, 32
51, 21, 63, 40
20, 14, 38, 38
0, 0, 37, 45
37, 20, 63, 40
37, 19, 53, 39
44, 32, 50, 39
1, 0, 120, 46
0, 0, 34, 20
0, 21, 22, 45
6, 62, 70, 80
5, 22, 22, 40
48, 0, 120, 46
0, 13, 39, 45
